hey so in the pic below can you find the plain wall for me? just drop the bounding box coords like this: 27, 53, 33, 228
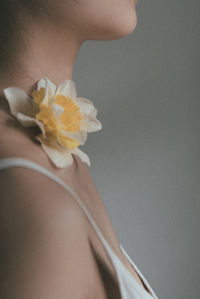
73, 1, 200, 298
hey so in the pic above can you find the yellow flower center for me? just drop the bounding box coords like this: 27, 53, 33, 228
54, 95, 83, 132
32, 88, 83, 150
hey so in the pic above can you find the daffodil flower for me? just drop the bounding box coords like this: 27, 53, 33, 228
3, 77, 102, 168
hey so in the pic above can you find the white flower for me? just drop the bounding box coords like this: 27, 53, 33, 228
3, 77, 102, 168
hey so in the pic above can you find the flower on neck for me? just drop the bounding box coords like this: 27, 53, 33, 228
3, 77, 102, 168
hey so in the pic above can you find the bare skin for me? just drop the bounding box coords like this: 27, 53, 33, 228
0, 96, 153, 299
0, 0, 153, 298
0, 0, 138, 93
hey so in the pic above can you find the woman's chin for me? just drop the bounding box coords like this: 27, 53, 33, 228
96, 11, 138, 41
116, 12, 138, 38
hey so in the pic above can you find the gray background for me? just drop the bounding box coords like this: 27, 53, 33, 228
73, 1, 200, 298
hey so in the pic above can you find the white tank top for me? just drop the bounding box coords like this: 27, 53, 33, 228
0, 157, 159, 299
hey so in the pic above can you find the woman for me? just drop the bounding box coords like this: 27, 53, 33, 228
0, 1, 158, 298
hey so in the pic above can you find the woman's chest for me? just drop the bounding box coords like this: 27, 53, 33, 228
77, 188, 151, 298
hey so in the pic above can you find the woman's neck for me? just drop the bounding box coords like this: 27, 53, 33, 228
0, 14, 84, 100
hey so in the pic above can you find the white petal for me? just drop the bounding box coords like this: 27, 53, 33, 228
38, 77, 56, 95
36, 135, 74, 168
3, 87, 34, 117
56, 80, 77, 99
16, 113, 46, 136
74, 97, 97, 116
72, 147, 91, 167
60, 130, 87, 145
81, 115, 102, 133
37, 77, 56, 106
90, 107, 98, 118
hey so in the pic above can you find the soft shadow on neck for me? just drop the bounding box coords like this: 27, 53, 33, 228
0, 94, 10, 116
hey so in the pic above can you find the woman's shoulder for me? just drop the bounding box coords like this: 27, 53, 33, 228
0, 143, 86, 224
0, 154, 93, 298
0, 140, 88, 246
